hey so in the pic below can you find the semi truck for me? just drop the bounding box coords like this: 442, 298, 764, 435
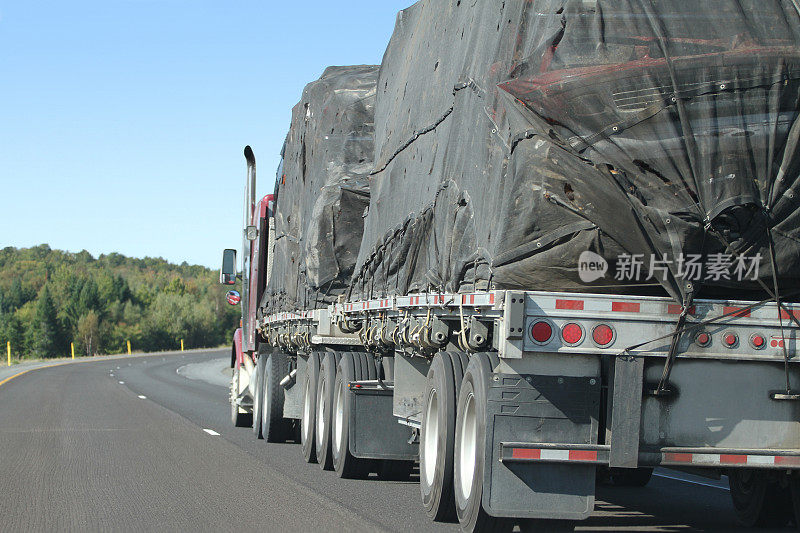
221, 1, 800, 531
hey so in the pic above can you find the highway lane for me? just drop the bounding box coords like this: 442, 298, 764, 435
0, 348, 791, 532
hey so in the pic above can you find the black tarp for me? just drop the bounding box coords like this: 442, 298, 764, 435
351, 0, 800, 305
260, 65, 378, 314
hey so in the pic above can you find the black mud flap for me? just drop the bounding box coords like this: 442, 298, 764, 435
483, 374, 600, 520
350, 387, 418, 460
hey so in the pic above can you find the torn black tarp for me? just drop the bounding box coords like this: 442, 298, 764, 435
351, 0, 800, 305
260, 65, 378, 315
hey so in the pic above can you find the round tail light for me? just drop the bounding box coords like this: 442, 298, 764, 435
561, 323, 584, 345
531, 321, 553, 343
724, 333, 738, 348
592, 324, 614, 346
750, 334, 765, 349
695, 332, 711, 347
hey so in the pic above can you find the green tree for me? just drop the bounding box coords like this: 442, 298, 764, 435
77, 310, 100, 357
30, 285, 61, 358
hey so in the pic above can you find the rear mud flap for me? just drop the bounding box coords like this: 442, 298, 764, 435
483, 374, 600, 520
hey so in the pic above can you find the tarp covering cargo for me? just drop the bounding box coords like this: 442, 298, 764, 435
261, 65, 378, 314
352, 0, 800, 305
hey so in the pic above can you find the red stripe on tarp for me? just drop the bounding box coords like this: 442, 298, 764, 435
511, 448, 541, 460
664, 452, 693, 463
470, 294, 475, 304
613, 302, 640, 313
724, 306, 750, 318
569, 449, 597, 461
556, 299, 584, 311
720, 454, 747, 464
775, 456, 800, 466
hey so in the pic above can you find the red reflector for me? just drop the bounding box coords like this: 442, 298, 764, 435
781, 308, 800, 320
612, 302, 640, 313
511, 448, 540, 460
556, 299, 584, 310
664, 452, 693, 463
531, 321, 553, 343
775, 455, 800, 466
751, 335, 765, 348
568, 450, 597, 462
696, 333, 711, 347
561, 323, 583, 344
724, 334, 738, 347
724, 306, 750, 318
592, 325, 614, 346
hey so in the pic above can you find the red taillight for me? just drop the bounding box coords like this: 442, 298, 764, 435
561, 323, 583, 345
695, 332, 711, 347
592, 325, 614, 346
751, 334, 765, 349
724, 333, 738, 348
531, 321, 553, 343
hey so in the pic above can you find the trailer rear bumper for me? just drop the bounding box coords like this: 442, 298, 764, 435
500, 442, 800, 469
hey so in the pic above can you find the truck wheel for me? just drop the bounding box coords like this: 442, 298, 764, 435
316, 352, 337, 470
420, 352, 459, 521
454, 353, 512, 532
729, 469, 792, 527
301, 353, 320, 463
609, 467, 653, 487
230, 365, 252, 428
332, 353, 371, 478
252, 353, 266, 439
262, 351, 291, 443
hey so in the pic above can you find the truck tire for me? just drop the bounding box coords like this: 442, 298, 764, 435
332, 352, 371, 478
262, 351, 291, 443
301, 352, 320, 463
252, 353, 266, 439
420, 352, 459, 521
609, 467, 653, 487
316, 352, 337, 470
729, 469, 793, 527
454, 353, 512, 532
230, 365, 252, 428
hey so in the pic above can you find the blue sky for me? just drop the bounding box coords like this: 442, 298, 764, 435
0, 1, 410, 268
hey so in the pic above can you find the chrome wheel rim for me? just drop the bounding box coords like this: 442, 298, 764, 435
302, 378, 312, 442
333, 379, 344, 455
457, 392, 477, 501
422, 388, 439, 486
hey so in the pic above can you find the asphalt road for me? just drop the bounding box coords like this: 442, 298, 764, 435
0, 349, 791, 532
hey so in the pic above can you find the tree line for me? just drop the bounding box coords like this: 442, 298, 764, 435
0, 245, 239, 360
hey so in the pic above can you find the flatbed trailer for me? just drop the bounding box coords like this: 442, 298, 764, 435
230, 261, 800, 529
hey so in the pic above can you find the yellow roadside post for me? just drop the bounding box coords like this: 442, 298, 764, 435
181, 339, 184, 352
127, 340, 131, 355
71, 342, 75, 360
6, 341, 10, 366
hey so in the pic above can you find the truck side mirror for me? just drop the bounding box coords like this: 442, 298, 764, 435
225, 290, 241, 306
220, 248, 237, 285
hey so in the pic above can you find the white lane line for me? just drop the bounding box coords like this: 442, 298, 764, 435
118, 381, 125, 384
653, 472, 729, 491
138, 395, 147, 399
203, 429, 220, 436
